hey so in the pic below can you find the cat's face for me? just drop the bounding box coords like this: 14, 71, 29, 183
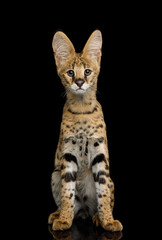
52, 30, 102, 95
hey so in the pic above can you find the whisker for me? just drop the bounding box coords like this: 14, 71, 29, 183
61, 87, 71, 98
90, 85, 100, 95
96, 90, 101, 95
61, 91, 67, 98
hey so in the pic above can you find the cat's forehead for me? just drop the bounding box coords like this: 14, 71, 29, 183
68, 54, 90, 69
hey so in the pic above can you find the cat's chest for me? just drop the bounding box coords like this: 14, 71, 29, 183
61, 117, 105, 139
61, 131, 106, 170
62, 134, 91, 169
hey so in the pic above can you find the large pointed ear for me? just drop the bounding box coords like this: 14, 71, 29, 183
52, 31, 75, 67
82, 30, 102, 64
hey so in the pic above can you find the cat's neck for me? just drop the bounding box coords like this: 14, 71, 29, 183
66, 90, 97, 114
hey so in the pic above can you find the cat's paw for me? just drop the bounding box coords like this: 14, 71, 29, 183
52, 218, 72, 231
48, 210, 60, 224
102, 220, 123, 232
92, 213, 100, 227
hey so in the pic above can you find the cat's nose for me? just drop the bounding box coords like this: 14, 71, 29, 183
75, 78, 85, 88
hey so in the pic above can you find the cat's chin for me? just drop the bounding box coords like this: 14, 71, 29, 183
69, 83, 90, 95
76, 88, 85, 92
69, 88, 86, 95
74, 89, 86, 95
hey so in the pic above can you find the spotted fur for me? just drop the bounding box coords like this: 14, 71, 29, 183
48, 30, 123, 232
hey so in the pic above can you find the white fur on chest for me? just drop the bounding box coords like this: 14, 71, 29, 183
62, 133, 106, 170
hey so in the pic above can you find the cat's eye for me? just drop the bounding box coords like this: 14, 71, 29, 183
67, 70, 74, 77
84, 69, 92, 76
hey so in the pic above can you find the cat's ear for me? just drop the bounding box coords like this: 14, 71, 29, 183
52, 31, 75, 67
82, 30, 102, 64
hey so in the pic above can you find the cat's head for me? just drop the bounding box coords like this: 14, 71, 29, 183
52, 30, 102, 95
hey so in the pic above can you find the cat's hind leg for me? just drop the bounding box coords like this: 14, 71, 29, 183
48, 170, 61, 224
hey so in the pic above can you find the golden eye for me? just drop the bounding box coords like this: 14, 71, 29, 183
84, 69, 92, 76
67, 70, 74, 77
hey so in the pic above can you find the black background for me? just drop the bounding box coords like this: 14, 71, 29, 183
8, 2, 155, 239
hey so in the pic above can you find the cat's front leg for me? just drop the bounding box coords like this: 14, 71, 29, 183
92, 153, 123, 232
52, 153, 78, 231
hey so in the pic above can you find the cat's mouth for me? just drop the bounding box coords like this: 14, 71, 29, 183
70, 83, 89, 94
75, 87, 86, 94
76, 87, 85, 91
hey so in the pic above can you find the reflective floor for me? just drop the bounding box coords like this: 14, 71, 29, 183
48, 218, 123, 240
